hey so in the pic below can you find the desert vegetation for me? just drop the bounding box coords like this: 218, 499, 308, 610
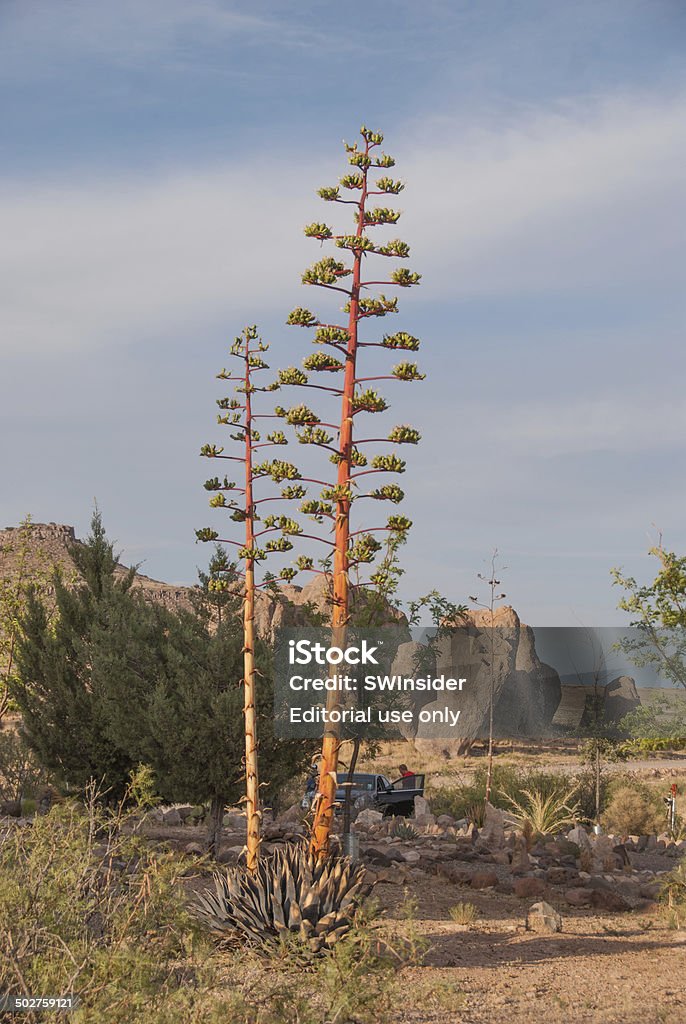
1, 123, 685, 1024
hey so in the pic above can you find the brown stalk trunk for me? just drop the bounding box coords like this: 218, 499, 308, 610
310, 141, 370, 860
243, 351, 260, 872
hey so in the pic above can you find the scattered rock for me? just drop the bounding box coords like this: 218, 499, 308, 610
275, 805, 300, 825
171, 804, 193, 821
514, 876, 548, 899
414, 796, 431, 818
470, 870, 499, 890
216, 845, 243, 865
612, 843, 631, 867
510, 833, 531, 875
356, 808, 384, 828
590, 888, 632, 912
364, 846, 405, 867
546, 866, 580, 886
436, 863, 473, 885
477, 802, 506, 850
565, 887, 593, 907
604, 675, 640, 724
161, 808, 182, 827
526, 901, 562, 933
184, 842, 204, 855
585, 834, 620, 873
567, 826, 592, 854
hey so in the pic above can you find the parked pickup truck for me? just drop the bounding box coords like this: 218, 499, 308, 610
302, 772, 425, 818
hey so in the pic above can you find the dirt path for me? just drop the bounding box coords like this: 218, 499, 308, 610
378, 872, 686, 1024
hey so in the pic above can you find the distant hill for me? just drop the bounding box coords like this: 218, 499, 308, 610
0, 521, 407, 639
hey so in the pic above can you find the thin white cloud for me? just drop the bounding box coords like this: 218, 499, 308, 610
0, 0, 364, 78
1, 89, 684, 358
401, 91, 686, 295
450, 394, 686, 457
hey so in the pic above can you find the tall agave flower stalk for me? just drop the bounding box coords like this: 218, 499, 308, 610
197, 325, 303, 871
280, 126, 424, 858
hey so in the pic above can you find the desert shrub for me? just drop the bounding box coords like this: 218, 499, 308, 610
660, 862, 686, 930
0, 728, 46, 803
430, 782, 482, 820
0, 788, 423, 1024
449, 902, 478, 925
568, 766, 610, 822
0, 793, 222, 1023
601, 780, 665, 836
430, 766, 574, 821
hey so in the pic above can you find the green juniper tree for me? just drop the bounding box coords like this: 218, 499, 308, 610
12, 511, 136, 799
278, 126, 424, 857
90, 571, 310, 858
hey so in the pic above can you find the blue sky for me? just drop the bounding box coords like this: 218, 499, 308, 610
1, 0, 685, 625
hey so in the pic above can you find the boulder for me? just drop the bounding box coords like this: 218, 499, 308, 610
567, 826, 592, 853
514, 876, 548, 899
414, 795, 431, 818
175, 804, 196, 822
161, 808, 182, 827
275, 805, 301, 825
216, 846, 244, 865
364, 846, 405, 867
526, 901, 562, 933
604, 676, 640, 726
590, 888, 631, 912
389, 641, 431, 736
545, 866, 580, 886
589, 834, 622, 872
356, 808, 384, 828
414, 607, 565, 757
510, 833, 531, 875
565, 887, 593, 907
476, 802, 506, 851
470, 870, 499, 890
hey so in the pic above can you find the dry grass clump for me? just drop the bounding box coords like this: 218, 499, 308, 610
448, 902, 478, 926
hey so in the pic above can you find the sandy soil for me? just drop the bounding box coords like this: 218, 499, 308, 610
378, 872, 686, 1024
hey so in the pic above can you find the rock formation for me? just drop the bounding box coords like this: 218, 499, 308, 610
603, 675, 641, 725
412, 606, 563, 757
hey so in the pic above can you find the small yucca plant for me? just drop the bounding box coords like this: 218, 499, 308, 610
390, 819, 418, 841
194, 844, 370, 953
500, 786, 581, 841
466, 800, 486, 828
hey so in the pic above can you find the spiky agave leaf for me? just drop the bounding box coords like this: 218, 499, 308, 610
193, 843, 371, 953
